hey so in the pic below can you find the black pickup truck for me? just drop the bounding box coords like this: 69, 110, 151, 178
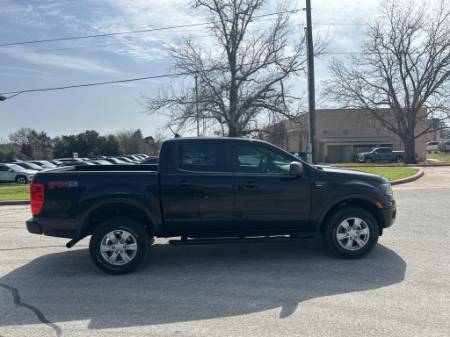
27, 137, 396, 274
355, 147, 405, 163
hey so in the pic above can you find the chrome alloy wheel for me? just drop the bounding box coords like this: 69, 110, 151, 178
336, 217, 370, 251
100, 230, 138, 265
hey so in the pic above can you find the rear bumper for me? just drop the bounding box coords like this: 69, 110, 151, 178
26, 217, 77, 238
26, 219, 43, 234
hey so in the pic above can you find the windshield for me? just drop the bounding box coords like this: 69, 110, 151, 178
6, 163, 27, 171
40, 161, 57, 168
24, 162, 42, 170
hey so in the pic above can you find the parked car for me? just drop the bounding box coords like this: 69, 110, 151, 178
355, 147, 405, 163
0, 163, 36, 184
56, 159, 95, 166
13, 161, 45, 171
140, 156, 159, 164
117, 156, 138, 163
438, 139, 450, 153
49, 160, 64, 166
90, 160, 113, 165
27, 137, 396, 274
104, 158, 133, 165
426, 141, 440, 152
29, 160, 58, 169
124, 155, 143, 162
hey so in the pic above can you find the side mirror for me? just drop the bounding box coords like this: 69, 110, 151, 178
289, 161, 303, 176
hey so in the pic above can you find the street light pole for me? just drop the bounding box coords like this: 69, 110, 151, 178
305, 0, 316, 164
195, 74, 200, 137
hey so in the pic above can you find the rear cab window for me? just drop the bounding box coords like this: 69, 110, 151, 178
175, 142, 229, 173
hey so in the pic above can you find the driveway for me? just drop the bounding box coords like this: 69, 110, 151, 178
0, 171, 449, 337
395, 166, 450, 189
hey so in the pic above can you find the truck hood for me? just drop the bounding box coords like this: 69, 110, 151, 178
317, 166, 386, 184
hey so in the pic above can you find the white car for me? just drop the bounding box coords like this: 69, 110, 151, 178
0, 163, 37, 184
426, 141, 440, 152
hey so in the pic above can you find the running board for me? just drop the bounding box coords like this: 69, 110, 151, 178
168, 234, 312, 246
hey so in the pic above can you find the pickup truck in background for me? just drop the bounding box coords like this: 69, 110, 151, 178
355, 147, 405, 163
27, 137, 396, 274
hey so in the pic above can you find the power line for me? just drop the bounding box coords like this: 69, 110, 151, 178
0, 71, 192, 97
0, 54, 304, 98
0, 9, 301, 48
0, 48, 369, 99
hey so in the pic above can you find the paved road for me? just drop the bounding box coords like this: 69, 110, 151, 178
0, 169, 449, 337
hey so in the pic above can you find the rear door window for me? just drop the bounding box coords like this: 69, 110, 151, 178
177, 143, 226, 172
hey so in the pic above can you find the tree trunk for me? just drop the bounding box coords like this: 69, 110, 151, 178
403, 134, 417, 164
227, 124, 239, 137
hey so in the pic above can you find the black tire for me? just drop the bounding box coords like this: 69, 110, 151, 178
15, 175, 28, 184
365, 158, 373, 163
89, 217, 149, 274
323, 207, 379, 259
396, 156, 403, 163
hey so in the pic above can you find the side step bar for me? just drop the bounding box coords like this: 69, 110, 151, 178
168, 234, 312, 246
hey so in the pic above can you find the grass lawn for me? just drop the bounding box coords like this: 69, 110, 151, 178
0, 184, 29, 201
427, 152, 450, 163
346, 167, 419, 182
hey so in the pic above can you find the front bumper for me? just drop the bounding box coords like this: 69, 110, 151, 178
380, 202, 396, 228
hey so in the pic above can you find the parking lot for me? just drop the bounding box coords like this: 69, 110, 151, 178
0, 167, 449, 337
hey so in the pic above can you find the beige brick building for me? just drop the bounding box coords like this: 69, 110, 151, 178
265, 109, 427, 163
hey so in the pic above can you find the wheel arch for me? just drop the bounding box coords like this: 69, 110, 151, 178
15, 174, 28, 182
319, 197, 384, 235
78, 198, 163, 239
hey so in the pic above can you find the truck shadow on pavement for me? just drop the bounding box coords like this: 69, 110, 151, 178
0, 240, 406, 330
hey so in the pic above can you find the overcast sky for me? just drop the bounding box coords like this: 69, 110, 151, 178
0, 0, 382, 139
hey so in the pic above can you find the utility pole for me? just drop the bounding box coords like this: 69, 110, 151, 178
195, 74, 200, 136
305, 0, 316, 163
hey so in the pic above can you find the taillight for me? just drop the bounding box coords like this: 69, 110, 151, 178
30, 183, 45, 216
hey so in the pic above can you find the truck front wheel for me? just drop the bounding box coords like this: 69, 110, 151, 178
324, 207, 379, 258
89, 217, 148, 274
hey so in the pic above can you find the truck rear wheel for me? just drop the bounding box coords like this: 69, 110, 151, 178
89, 217, 148, 274
324, 207, 379, 258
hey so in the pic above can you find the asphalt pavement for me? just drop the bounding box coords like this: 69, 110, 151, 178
0, 167, 449, 337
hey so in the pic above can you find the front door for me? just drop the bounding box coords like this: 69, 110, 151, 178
160, 141, 234, 235
234, 143, 311, 233
0, 165, 13, 182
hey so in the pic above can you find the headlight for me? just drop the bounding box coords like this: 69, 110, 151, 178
381, 182, 393, 197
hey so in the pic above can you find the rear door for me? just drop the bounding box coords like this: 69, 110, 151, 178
233, 142, 312, 232
160, 140, 235, 234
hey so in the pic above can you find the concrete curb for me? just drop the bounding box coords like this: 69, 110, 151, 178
391, 167, 424, 185
0, 200, 30, 206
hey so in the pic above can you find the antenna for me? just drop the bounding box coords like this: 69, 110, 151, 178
168, 125, 181, 138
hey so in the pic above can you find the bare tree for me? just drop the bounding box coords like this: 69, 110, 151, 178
145, 0, 309, 137
327, 0, 450, 163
